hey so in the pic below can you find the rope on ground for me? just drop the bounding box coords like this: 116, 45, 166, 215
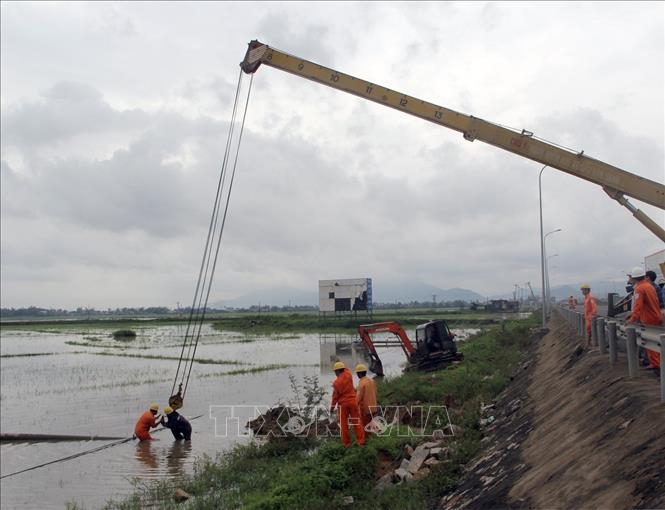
0, 414, 205, 480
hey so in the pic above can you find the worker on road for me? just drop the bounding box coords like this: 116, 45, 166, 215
580, 284, 597, 347
628, 266, 663, 370
645, 270, 665, 309
567, 295, 578, 310
161, 406, 192, 441
134, 403, 161, 441
355, 364, 378, 429
330, 361, 365, 447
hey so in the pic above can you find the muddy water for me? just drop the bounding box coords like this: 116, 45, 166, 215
0, 324, 478, 509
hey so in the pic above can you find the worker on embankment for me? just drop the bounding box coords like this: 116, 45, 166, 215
568, 295, 578, 310
628, 266, 663, 370
161, 406, 192, 441
580, 284, 597, 347
134, 403, 161, 441
330, 361, 365, 447
355, 364, 378, 429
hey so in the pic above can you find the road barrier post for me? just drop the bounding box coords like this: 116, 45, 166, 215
626, 327, 638, 378
608, 321, 617, 364
591, 317, 598, 346
597, 318, 606, 355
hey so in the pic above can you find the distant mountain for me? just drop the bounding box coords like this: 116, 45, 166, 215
210, 280, 485, 308
372, 281, 484, 304
490, 280, 628, 303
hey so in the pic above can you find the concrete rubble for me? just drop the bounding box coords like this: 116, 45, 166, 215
374, 434, 457, 491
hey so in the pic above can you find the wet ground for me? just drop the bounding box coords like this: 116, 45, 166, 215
0, 323, 478, 509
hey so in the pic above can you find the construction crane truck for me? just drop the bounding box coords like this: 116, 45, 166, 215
240, 40, 665, 242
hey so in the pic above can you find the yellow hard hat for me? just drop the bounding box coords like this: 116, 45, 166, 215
149, 403, 159, 411
333, 361, 345, 371
580, 284, 591, 290
164, 406, 174, 415
355, 364, 368, 373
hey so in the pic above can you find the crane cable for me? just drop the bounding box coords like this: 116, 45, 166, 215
170, 70, 254, 403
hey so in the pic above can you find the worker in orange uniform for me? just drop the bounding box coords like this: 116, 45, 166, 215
355, 364, 378, 429
134, 403, 161, 441
568, 295, 578, 310
580, 284, 597, 347
628, 266, 663, 370
330, 361, 365, 447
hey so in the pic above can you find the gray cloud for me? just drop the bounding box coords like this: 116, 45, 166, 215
1, 2, 662, 308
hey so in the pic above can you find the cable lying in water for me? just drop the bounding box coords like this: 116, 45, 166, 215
0, 414, 205, 480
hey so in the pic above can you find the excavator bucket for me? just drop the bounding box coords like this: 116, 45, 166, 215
368, 353, 384, 377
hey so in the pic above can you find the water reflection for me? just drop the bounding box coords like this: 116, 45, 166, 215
134, 441, 159, 470
318, 334, 369, 374
166, 440, 192, 477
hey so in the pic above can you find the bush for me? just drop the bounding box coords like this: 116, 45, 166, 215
112, 329, 137, 341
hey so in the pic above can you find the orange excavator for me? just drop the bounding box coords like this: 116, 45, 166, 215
357, 320, 463, 376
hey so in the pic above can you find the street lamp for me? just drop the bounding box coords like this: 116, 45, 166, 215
539, 166, 548, 327
543, 229, 562, 318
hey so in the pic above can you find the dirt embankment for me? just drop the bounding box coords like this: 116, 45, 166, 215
441, 312, 665, 510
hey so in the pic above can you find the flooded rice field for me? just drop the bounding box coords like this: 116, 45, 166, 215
0, 323, 479, 509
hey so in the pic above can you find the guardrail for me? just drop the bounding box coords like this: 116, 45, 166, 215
556, 306, 665, 403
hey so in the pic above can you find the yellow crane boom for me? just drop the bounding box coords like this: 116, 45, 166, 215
240, 40, 665, 242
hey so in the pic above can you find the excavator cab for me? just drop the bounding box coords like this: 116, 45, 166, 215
415, 320, 457, 356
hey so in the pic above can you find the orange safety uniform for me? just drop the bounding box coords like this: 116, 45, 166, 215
134, 411, 158, 441
356, 376, 378, 428
331, 369, 365, 447
630, 279, 663, 369
584, 292, 598, 338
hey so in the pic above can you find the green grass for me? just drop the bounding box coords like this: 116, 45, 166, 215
87, 352, 248, 366
105, 313, 538, 509
211, 310, 511, 334
112, 329, 137, 341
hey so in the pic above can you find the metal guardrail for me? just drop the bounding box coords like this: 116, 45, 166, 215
556, 306, 665, 403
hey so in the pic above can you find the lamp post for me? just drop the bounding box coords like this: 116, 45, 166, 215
543, 229, 562, 318
539, 166, 548, 327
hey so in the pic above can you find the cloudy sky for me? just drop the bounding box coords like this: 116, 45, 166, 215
1, 1, 663, 309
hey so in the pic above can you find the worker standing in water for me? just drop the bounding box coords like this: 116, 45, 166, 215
580, 284, 597, 347
161, 406, 192, 441
330, 361, 365, 447
355, 364, 378, 429
134, 403, 161, 441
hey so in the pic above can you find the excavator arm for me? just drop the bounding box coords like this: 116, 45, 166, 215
357, 322, 417, 376
240, 40, 665, 242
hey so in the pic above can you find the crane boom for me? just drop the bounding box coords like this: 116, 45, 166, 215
240, 40, 665, 242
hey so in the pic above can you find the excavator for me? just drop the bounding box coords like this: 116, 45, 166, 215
357, 320, 463, 376
240, 40, 665, 242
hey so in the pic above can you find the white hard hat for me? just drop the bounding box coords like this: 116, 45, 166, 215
628, 266, 645, 278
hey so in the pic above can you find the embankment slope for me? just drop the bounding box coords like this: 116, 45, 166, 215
442, 312, 665, 509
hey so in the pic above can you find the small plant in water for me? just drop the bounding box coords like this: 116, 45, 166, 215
112, 329, 137, 341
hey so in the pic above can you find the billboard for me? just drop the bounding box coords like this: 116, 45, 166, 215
645, 249, 665, 280
319, 278, 372, 312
